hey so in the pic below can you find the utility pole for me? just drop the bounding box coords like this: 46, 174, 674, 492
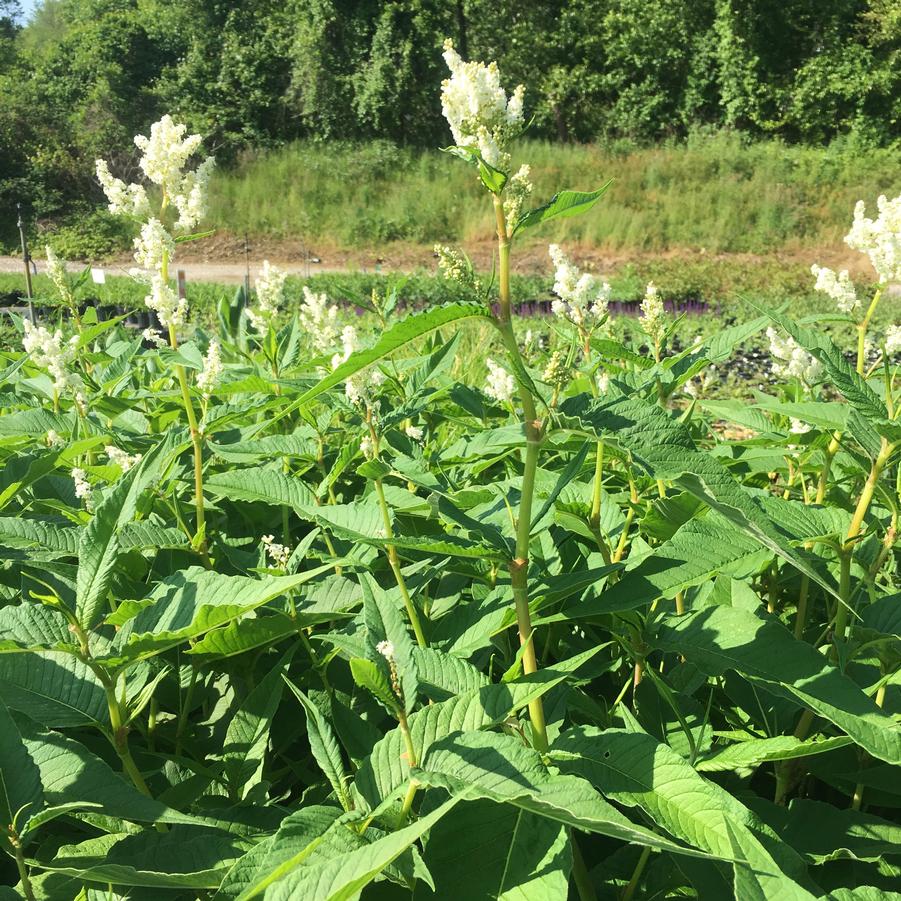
16, 203, 34, 321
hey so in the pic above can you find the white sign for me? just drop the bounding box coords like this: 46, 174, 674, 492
90, 268, 106, 285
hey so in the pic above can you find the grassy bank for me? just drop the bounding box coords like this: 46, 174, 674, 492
209, 133, 901, 254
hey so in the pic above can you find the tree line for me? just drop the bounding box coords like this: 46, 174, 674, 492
1, 0, 898, 230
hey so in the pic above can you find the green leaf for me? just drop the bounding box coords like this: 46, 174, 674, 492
261, 794, 460, 901
284, 681, 351, 811
350, 658, 399, 714
17, 718, 198, 838
652, 606, 901, 765
0, 700, 43, 841
514, 181, 613, 234
354, 671, 569, 811
570, 514, 765, 617
0, 603, 76, 654
412, 646, 490, 700
759, 308, 901, 452
415, 730, 713, 858
222, 648, 295, 799
361, 574, 418, 713
0, 517, 78, 554
414, 800, 570, 900
100, 565, 335, 664
187, 613, 302, 660
725, 820, 817, 901
215, 806, 345, 900
696, 735, 853, 772
550, 727, 806, 884
273, 302, 492, 419
205, 468, 316, 513
32, 826, 245, 889
76, 432, 176, 629
0, 652, 108, 728
556, 393, 836, 598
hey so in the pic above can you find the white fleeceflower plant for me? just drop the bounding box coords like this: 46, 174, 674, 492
134, 115, 204, 196
22, 320, 80, 393
146, 275, 186, 329
640, 281, 665, 346
376, 639, 395, 660
331, 325, 357, 371
845, 192, 901, 284
133, 219, 175, 272
196, 340, 222, 398
885, 324, 901, 354
299, 286, 341, 356
484, 358, 515, 404
549, 244, 611, 334
45, 246, 73, 306
72, 467, 92, 510
94, 159, 150, 217
441, 38, 525, 170
248, 260, 288, 332
261, 534, 291, 569
767, 327, 822, 383
98, 115, 214, 339
811, 264, 859, 314
172, 156, 216, 232
105, 446, 142, 471
503, 165, 533, 231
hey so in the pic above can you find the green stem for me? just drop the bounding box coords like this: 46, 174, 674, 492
492, 194, 547, 753
857, 288, 883, 374
793, 574, 810, 640
373, 477, 427, 647
621, 846, 652, 901
103, 679, 152, 798
395, 710, 419, 828
570, 833, 596, 901
13, 844, 36, 901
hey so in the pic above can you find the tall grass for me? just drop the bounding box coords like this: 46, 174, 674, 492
209, 132, 901, 254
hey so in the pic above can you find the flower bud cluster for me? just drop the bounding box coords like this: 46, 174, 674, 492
885, 324, 901, 354
261, 534, 292, 569
105, 446, 142, 471
22, 320, 81, 394
640, 282, 665, 345
503, 165, 533, 232
766, 327, 821, 383
299, 286, 341, 356
72, 467, 92, 511
248, 260, 288, 332
810, 264, 859, 314
97, 115, 215, 330
844, 192, 901, 284
484, 358, 515, 404
196, 339, 222, 398
441, 39, 524, 171
434, 244, 479, 292
549, 245, 611, 334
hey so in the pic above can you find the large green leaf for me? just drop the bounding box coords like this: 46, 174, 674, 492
285, 683, 351, 811
0, 700, 43, 842
570, 515, 765, 617
272, 302, 492, 419
414, 799, 570, 900
76, 432, 176, 629
354, 671, 569, 811
205, 468, 316, 512
0, 604, 77, 654
556, 393, 835, 596
261, 794, 461, 900
0, 518, 78, 554
550, 727, 808, 888
514, 181, 613, 234
415, 730, 714, 858
222, 648, 295, 799
0, 652, 108, 728
652, 606, 901, 765
214, 806, 345, 900
32, 827, 246, 889
100, 566, 335, 664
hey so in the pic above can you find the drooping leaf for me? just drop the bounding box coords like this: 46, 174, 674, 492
652, 606, 901, 765
514, 181, 613, 234
0, 700, 44, 841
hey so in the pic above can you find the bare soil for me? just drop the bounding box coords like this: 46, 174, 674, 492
0, 232, 885, 285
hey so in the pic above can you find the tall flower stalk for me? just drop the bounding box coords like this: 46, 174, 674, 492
441, 41, 548, 750
96, 116, 215, 562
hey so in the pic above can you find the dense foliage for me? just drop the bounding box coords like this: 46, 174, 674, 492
2, 46, 901, 901
1, 0, 900, 239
